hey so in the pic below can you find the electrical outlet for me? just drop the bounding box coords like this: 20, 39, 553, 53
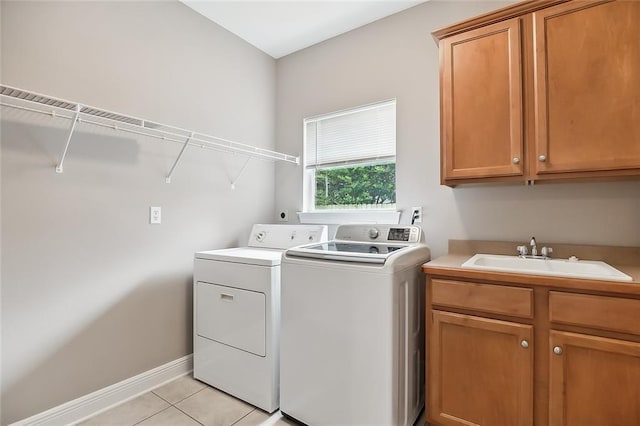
411, 206, 423, 224
278, 210, 289, 222
150, 206, 162, 224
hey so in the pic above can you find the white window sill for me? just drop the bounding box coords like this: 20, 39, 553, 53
297, 210, 401, 225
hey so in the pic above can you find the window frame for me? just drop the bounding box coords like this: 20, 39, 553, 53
302, 99, 398, 215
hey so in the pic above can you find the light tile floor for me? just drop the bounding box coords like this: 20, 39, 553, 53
77, 375, 296, 426
78, 375, 427, 426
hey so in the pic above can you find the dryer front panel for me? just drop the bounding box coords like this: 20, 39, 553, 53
196, 282, 266, 357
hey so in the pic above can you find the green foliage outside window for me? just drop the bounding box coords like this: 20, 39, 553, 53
315, 163, 396, 209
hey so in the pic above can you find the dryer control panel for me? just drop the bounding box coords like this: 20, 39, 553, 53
248, 224, 328, 249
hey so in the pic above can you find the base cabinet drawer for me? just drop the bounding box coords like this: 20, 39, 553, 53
431, 279, 533, 318
549, 291, 640, 335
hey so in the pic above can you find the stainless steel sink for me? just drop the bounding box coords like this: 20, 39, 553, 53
461, 254, 632, 282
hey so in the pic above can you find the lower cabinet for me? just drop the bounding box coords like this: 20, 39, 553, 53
429, 310, 533, 426
549, 331, 640, 426
426, 277, 640, 426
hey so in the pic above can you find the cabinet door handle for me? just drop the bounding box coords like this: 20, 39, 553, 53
538, 155, 547, 162
553, 346, 563, 355
521, 340, 529, 349
512, 157, 520, 165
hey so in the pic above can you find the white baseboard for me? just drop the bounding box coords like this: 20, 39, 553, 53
11, 354, 193, 426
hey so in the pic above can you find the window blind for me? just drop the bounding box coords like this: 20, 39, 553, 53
304, 100, 396, 169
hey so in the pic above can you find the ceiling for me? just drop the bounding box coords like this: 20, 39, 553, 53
181, 1, 426, 59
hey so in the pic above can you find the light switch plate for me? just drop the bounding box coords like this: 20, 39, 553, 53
150, 206, 161, 224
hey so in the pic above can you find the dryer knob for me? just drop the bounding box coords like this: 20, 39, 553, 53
256, 231, 266, 242
369, 228, 379, 239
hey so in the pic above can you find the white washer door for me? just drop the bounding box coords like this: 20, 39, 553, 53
196, 282, 266, 357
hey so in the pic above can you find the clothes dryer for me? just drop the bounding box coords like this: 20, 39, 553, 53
194, 224, 327, 413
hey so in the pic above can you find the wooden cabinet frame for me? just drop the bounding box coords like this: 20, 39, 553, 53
440, 19, 524, 182
425, 272, 640, 426
532, 0, 640, 177
549, 330, 640, 425
429, 310, 533, 426
434, 0, 640, 186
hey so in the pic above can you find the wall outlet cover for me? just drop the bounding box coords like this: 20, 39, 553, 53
411, 206, 423, 224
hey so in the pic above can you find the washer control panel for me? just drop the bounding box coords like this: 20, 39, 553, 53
387, 227, 420, 242
336, 225, 423, 243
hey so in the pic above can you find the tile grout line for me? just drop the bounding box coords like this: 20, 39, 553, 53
150, 390, 173, 405
96, 379, 267, 426
131, 405, 173, 426
172, 386, 207, 404
169, 386, 209, 426
229, 408, 257, 426
129, 384, 208, 426
163, 386, 208, 425
171, 403, 206, 425
151, 385, 206, 406
77, 392, 170, 426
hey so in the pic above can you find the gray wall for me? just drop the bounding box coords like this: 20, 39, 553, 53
275, 1, 640, 258
1, 1, 278, 423
3, 0, 640, 423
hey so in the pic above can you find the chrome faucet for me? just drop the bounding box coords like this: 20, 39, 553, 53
530, 237, 538, 257
516, 237, 553, 259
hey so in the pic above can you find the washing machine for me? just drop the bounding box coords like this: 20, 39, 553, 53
193, 224, 328, 413
280, 224, 430, 425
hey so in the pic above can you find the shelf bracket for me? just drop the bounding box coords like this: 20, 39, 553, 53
165, 132, 194, 183
55, 104, 82, 173
230, 157, 251, 190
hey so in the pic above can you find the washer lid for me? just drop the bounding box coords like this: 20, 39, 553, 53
195, 247, 283, 266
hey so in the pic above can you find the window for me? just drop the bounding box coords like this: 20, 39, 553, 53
303, 100, 396, 212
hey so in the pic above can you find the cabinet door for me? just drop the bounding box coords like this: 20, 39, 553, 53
532, 0, 640, 176
549, 331, 640, 426
429, 311, 533, 426
440, 18, 524, 183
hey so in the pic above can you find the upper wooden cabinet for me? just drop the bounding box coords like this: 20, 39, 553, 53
532, 0, 640, 177
441, 19, 523, 181
434, 0, 640, 186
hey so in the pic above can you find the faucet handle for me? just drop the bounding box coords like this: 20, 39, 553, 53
541, 246, 553, 257
516, 245, 528, 256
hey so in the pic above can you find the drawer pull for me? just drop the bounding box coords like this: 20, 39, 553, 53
521, 340, 529, 349
220, 293, 234, 301
553, 346, 563, 355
